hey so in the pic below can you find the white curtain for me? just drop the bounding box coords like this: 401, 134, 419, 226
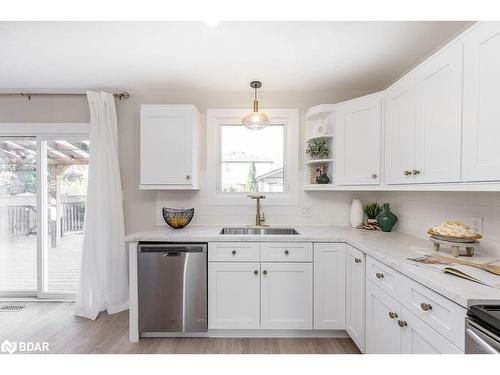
74, 91, 128, 320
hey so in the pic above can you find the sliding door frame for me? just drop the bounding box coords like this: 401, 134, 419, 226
0, 123, 89, 300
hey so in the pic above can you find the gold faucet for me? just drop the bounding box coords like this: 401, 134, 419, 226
247, 194, 268, 227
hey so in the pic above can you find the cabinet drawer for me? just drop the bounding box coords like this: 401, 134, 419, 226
366, 256, 403, 299
261, 242, 312, 262
401, 276, 466, 350
208, 242, 260, 262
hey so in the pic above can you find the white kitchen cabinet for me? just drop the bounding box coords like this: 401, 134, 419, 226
345, 245, 365, 352
384, 73, 417, 184
261, 262, 313, 330
313, 243, 345, 330
462, 22, 500, 182
335, 93, 382, 185
366, 280, 401, 354
385, 41, 463, 185
140, 105, 200, 189
414, 41, 463, 183
400, 307, 462, 354
208, 262, 261, 329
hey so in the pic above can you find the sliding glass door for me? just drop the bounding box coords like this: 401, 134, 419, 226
0, 131, 89, 299
0, 138, 38, 295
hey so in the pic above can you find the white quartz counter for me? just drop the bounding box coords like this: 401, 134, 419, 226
126, 225, 500, 308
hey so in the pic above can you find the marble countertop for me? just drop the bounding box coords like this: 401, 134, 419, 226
126, 225, 500, 308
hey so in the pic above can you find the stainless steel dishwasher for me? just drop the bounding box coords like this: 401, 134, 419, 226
138, 242, 207, 333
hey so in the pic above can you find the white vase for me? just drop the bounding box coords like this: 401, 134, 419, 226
349, 199, 363, 228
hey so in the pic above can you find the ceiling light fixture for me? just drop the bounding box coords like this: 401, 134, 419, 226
241, 81, 271, 130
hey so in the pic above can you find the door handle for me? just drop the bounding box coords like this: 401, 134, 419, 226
162, 252, 181, 257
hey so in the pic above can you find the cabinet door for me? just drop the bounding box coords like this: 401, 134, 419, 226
335, 93, 382, 185
400, 307, 462, 354
208, 262, 260, 329
462, 22, 500, 181
313, 243, 346, 330
414, 42, 463, 183
345, 245, 365, 352
140, 106, 193, 185
366, 281, 401, 354
384, 73, 416, 184
261, 262, 313, 330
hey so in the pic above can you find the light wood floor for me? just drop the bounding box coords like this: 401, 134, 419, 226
0, 302, 361, 354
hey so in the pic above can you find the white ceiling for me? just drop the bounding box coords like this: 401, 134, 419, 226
0, 21, 471, 92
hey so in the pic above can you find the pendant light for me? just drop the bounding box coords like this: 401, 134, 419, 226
241, 81, 271, 130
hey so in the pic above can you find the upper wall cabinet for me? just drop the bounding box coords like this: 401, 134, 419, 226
414, 42, 463, 183
384, 73, 416, 185
385, 42, 463, 184
462, 22, 500, 182
335, 93, 382, 185
140, 105, 201, 190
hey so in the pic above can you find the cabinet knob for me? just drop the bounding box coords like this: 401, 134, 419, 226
404, 170, 412, 176
371, 174, 378, 179
397, 320, 408, 328
263, 270, 268, 275
375, 272, 384, 279
231, 250, 237, 255
254, 270, 258, 275
186, 175, 191, 180
354, 258, 361, 263
388, 312, 398, 319
284, 250, 289, 255
411, 170, 420, 176
420, 303, 432, 311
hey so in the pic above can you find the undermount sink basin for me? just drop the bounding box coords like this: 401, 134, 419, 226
219, 227, 300, 235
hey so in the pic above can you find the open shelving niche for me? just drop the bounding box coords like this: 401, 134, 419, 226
304, 104, 336, 190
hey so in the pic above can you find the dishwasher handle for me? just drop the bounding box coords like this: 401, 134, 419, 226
162, 252, 182, 257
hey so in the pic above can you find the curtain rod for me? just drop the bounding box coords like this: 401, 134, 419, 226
0, 91, 130, 100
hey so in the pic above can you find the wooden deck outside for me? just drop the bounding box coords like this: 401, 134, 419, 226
0, 233, 82, 292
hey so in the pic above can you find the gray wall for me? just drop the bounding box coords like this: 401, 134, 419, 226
0, 89, 374, 234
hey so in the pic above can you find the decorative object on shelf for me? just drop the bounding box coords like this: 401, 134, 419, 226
312, 121, 327, 137
162, 207, 194, 229
349, 199, 364, 228
357, 223, 380, 231
306, 138, 329, 159
310, 164, 330, 184
363, 202, 382, 226
376, 203, 398, 232
241, 81, 270, 130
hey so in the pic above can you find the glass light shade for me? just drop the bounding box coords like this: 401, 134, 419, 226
241, 111, 271, 130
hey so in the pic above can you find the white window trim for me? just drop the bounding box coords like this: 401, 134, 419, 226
207, 108, 299, 206
0, 122, 89, 300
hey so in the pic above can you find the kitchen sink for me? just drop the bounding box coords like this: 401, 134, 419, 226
220, 227, 300, 235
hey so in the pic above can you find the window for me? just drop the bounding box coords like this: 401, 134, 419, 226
207, 109, 298, 205
0, 123, 89, 299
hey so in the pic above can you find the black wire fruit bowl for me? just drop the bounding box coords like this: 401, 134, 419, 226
162, 208, 194, 229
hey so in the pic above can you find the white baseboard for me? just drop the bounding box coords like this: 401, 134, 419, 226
140, 330, 349, 339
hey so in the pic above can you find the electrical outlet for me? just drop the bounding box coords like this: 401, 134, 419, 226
469, 217, 483, 234
302, 207, 313, 217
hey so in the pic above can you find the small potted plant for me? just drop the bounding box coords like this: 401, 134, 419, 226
363, 202, 382, 226
306, 139, 329, 159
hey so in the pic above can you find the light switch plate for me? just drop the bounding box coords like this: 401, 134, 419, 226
469, 217, 483, 234
302, 207, 313, 217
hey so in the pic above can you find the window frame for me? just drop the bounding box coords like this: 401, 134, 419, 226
206, 108, 299, 205
0, 122, 89, 300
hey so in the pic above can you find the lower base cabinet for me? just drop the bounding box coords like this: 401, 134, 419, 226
208, 262, 261, 329
261, 262, 313, 329
366, 280, 461, 354
345, 245, 365, 352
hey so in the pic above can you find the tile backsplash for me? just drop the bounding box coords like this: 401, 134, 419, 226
379, 191, 500, 257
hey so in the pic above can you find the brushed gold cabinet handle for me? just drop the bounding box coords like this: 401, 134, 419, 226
375, 272, 384, 279
412, 170, 420, 176
354, 258, 361, 263
420, 303, 432, 311
404, 170, 412, 176
398, 320, 407, 328
389, 312, 398, 319
231, 250, 237, 255
284, 250, 289, 255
